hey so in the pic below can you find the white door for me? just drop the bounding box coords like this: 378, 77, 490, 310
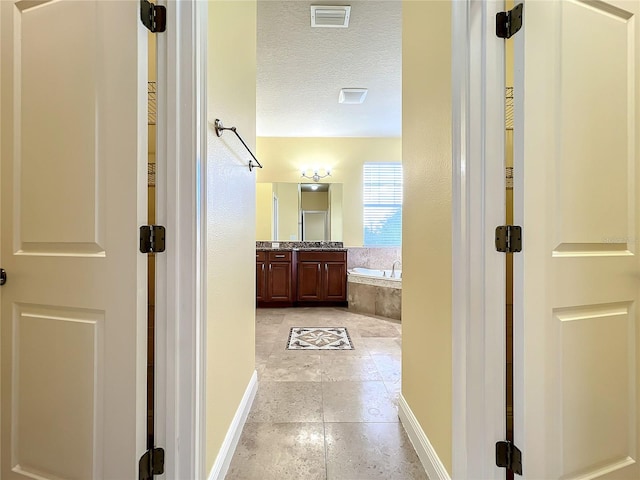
514, 0, 640, 477
1, 1, 148, 479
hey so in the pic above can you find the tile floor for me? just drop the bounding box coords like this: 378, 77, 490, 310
225, 307, 429, 480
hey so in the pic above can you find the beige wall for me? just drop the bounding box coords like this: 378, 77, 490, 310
274, 182, 299, 241
206, 0, 257, 471
301, 191, 328, 211
256, 137, 401, 246
402, 0, 453, 474
329, 184, 343, 241
256, 182, 273, 240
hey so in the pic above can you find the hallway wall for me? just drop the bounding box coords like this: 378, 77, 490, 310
206, 0, 257, 471
402, 0, 453, 473
256, 182, 273, 240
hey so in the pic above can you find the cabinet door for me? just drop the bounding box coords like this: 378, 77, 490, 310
297, 261, 322, 301
256, 260, 266, 302
324, 262, 347, 301
269, 261, 292, 301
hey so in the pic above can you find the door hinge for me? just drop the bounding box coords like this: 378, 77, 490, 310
496, 441, 523, 475
496, 3, 523, 39
495, 225, 522, 253
140, 0, 166, 33
139, 447, 165, 480
140, 225, 166, 253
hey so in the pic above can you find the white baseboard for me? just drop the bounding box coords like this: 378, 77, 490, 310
207, 370, 258, 480
398, 394, 451, 480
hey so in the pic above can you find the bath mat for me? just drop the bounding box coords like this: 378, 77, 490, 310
287, 327, 354, 350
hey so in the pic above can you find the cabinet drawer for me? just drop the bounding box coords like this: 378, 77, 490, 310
256, 251, 266, 261
296, 251, 346, 263
268, 251, 292, 262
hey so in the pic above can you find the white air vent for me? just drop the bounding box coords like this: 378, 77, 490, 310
311, 6, 351, 28
338, 88, 368, 104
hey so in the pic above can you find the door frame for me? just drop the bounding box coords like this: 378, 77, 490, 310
154, 0, 207, 479
451, 0, 506, 477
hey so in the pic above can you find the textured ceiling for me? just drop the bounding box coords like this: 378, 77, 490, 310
257, 1, 402, 138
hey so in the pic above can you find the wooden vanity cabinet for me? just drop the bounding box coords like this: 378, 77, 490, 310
256, 250, 294, 307
256, 251, 267, 302
296, 251, 347, 305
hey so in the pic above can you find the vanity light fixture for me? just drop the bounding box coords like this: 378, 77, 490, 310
301, 167, 331, 182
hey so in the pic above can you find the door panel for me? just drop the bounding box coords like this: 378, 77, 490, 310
269, 261, 292, 301
256, 260, 266, 301
554, 0, 634, 255
14, 305, 102, 480
515, 0, 640, 478
325, 262, 346, 300
1, 1, 147, 478
18, 0, 104, 254
297, 262, 322, 300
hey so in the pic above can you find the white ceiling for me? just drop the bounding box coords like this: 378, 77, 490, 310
257, 1, 402, 138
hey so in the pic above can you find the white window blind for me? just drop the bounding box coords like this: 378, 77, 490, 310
363, 162, 403, 246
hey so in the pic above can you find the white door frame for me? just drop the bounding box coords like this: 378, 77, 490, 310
451, 1, 506, 477
154, 0, 207, 479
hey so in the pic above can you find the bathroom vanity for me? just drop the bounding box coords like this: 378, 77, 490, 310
256, 241, 347, 308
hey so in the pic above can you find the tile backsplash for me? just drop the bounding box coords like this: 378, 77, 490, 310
346, 247, 401, 270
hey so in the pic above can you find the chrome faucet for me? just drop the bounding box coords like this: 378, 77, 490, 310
391, 260, 401, 278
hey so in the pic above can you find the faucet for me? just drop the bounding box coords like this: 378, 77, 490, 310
391, 260, 401, 278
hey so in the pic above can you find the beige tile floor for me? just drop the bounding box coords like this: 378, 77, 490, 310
225, 307, 429, 480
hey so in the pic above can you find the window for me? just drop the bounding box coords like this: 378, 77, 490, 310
363, 162, 402, 246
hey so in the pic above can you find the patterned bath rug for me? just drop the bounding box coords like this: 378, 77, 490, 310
287, 327, 354, 350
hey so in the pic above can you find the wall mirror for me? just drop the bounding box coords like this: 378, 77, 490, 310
256, 182, 343, 242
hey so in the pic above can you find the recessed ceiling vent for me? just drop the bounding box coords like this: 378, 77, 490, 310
339, 88, 368, 104
311, 6, 351, 28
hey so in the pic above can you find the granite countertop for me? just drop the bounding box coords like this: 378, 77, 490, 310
257, 247, 347, 252
256, 241, 346, 252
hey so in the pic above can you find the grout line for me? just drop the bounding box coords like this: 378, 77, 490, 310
319, 343, 329, 480
322, 376, 329, 480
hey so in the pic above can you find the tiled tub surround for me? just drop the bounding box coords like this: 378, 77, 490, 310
347, 271, 402, 321
346, 248, 402, 320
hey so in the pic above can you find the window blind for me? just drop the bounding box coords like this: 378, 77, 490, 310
363, 162, 402, 246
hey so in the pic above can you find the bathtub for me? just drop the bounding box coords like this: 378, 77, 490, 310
350, 267, 402, 281
347, 267, 402, 320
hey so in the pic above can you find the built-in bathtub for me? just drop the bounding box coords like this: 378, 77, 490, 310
347, 267, 402, 320
350, 267, 402, 280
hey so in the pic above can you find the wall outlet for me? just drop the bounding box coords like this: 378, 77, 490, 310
272, 242, 280, 248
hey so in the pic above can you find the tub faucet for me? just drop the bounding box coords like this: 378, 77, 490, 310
391, 260, 401, 278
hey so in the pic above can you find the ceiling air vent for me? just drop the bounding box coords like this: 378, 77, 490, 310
338, 88, 368, 104
311, 6, 351, 28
